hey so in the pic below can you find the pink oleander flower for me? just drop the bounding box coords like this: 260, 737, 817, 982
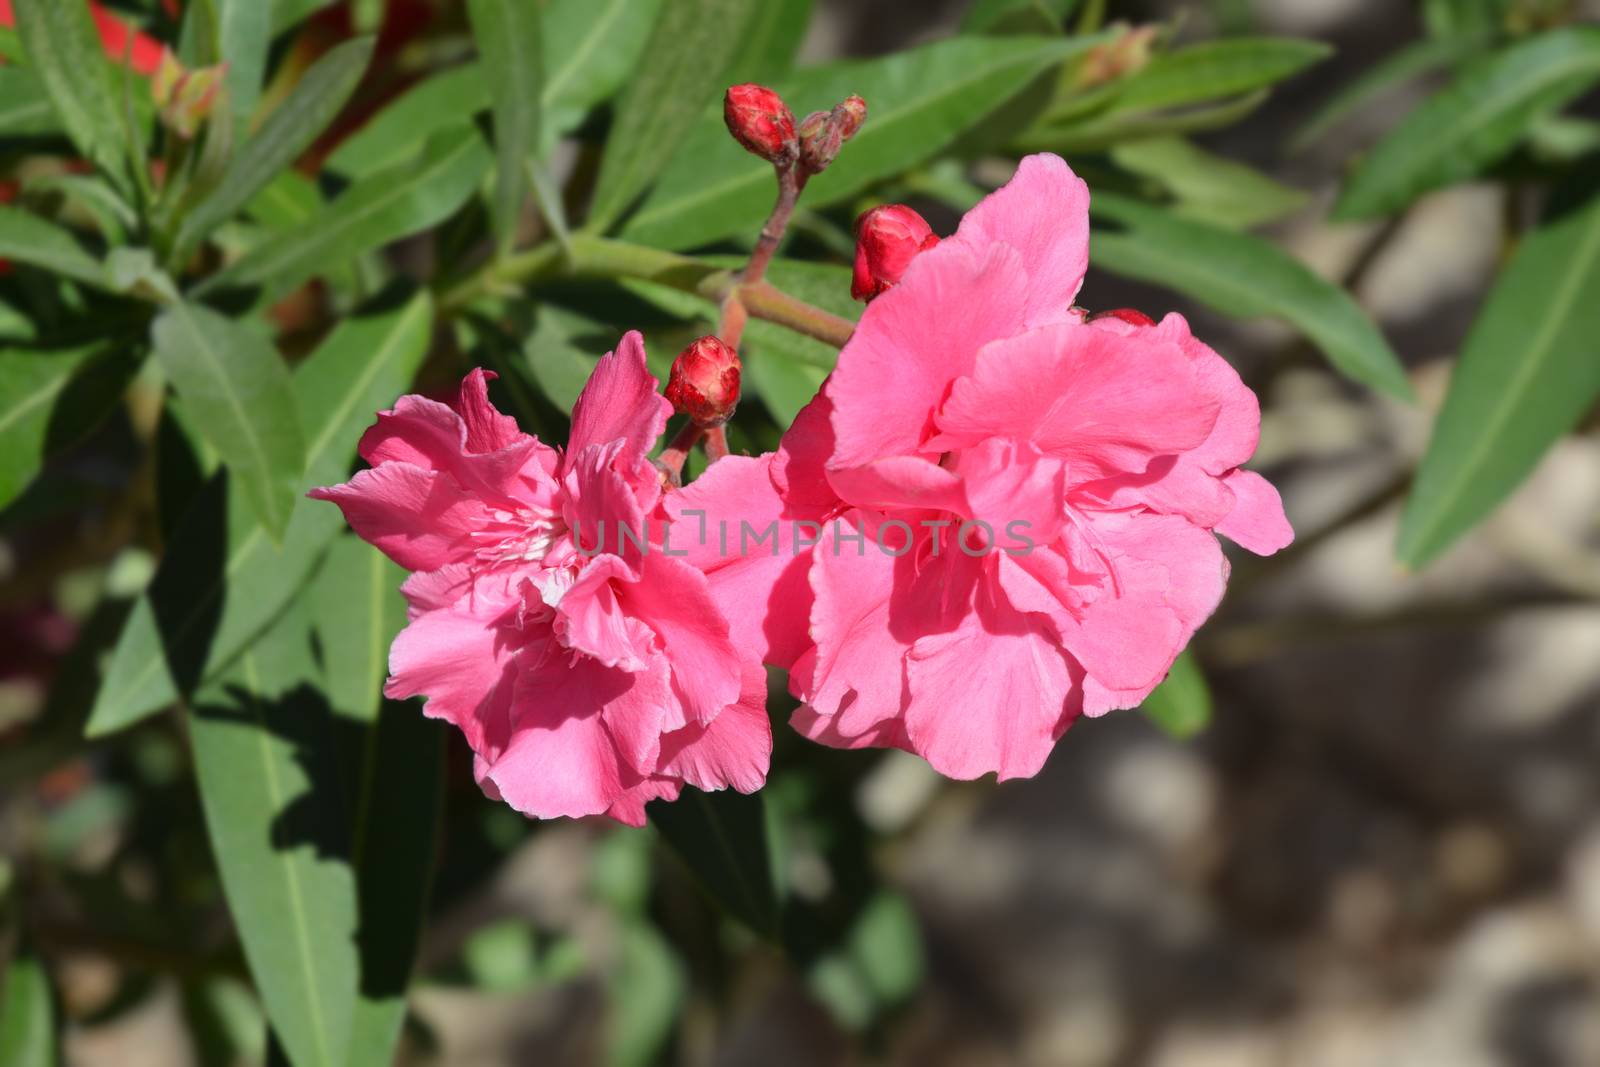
675, 153, 1292, 781
309, 333, 770, 825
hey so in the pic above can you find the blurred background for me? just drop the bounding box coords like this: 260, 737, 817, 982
2, 1, 1599, 1065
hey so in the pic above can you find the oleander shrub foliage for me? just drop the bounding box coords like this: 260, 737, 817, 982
0, 0, 1595, 1061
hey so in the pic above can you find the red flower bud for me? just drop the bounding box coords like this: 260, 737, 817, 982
665, 336, 741, 426
724, 83, 796, 164
1087, 307, 1156, 328
798, 94, 868, 174
851, 204, 940, 301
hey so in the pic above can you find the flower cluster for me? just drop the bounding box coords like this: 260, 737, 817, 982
314, 151, 1291, 823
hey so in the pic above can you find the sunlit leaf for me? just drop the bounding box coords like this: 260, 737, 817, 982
1139, 650, 1213, 738
0, 950, 55, 1067
1111, 136, 1307, 229
1398, 176, 1600, 566
0, 206, 108, 290
152, 302, 306, 541
468, 0, 543, 250
0, 66, 56, 135
13, 0, 128, 181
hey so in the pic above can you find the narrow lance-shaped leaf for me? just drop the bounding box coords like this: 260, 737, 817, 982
188, 603, 359, 1067
467, 0, 543, 251
0, 66, 57, 135
1110, 136, 1307, 230
13, 0, 128, 181
153, 303, 306, 541
1139, 650, 1213, 739
586, 0, 758, 231
1090, 192, 1413, 401
1398, 177, 1600, 566
1334, 27, 1600, 220
0, 206, 110, 290
310, 537, 445, 1067
176, 37, 375, 261
0, 344, 138, 510
1291, 35, 1482, 152
1104, 37, 1331, 113
649, 787, 782, 940
0, 951, 56, 1067
623, 34, 1098, 251
207, 126, 491, 294
86, 291, 434, 738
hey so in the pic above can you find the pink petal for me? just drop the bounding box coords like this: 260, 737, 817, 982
604, 777, 682, 827
452, 368, 524, 454
1214, 469, 1293, 555
564, 331, 671, 474
953, 438, 1068, 551
555, 555, 657, 672
657, 663, 773, 793
486, 655, 665, 819
826, 455, 970, 516
932, 321, 1220, 481
903, 582, 1076, 781
827, 240, 1033, 467
309, 464, 490, 573
562, 441, 648, 567
790, 699, 912, 752
948, 152, 1091, 324
620, 553, 743, 725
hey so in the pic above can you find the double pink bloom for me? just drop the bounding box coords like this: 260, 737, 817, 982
313, 153, 1291, 822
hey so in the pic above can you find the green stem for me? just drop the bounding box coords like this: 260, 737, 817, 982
438, 236, 856, 350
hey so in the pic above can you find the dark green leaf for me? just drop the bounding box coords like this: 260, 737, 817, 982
209, 126, 492, 293
324, 64, 487, 180
1398, 178, 1600, 566
176, 37, 375, 261
0, 951, 55, 1067
650, 787, 782, 939
0, 206, 107, 289
587, 0, 758, 231
272, 0, 340, 36
86, 291, 434, 737
725, 0, 814, 83
1139, 650, 1213, 738
1091, 192, 1412, 400
0, 66, 55, 135
468, 0, 543, 250
153, 303, 306, 540
623, 35, 1094, 250
0, 344, 135, 510
1292, 36, 1481, 152
1334, 27, 1600, 220
13, 0, 127, 180
1016, 87, 1269, 153
188, 604, 359, 1067
524, 305, 604, 413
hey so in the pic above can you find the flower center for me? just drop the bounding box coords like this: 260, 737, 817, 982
473, 503, 567, 566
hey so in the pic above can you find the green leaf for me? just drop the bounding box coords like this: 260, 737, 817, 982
324, 64, 487, 180
1110, 136, 1308, 229
271, 0, 340, 35
605, 922, 685, 1067
1107, 37, 1331, 112
0, 951, 55, 1067
524, 305, 604, 413
623, 35, 1094, 250
541, 0, 662, 152
310, 538, 444, 1067
724, 0, 814, 83
1016, 86, 1269, 153
962, 0, 1081, 35
1334, 27, 1600, 220
1090, 192, 1413, 400
13, 0, 128, 180
1139, 650, 1212, 738
649, 787, 781, 939
468, 0, 543, 250
153, 303, 306, 541
0, 206, 108, 289
0, 344, 135, 511
188, 604, 359, 1067
0, 66, 56, 135
209, 126, 492, 293
586, 0, 758, 231
176, 37, 375, 261
216, 0, 276, 127
86, 291, 433, 737
1398, 178, 1600, 567
1292, 36, 1481, 152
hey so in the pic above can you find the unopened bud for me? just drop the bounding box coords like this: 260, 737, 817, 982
724, 83, 796, 165
799, 94, 868, 174
851, 204, 939, 301
1076, 24, 1156, 88
1087, 307, 1156, 328
152, 48, 227, 140
665, 336, 741, 426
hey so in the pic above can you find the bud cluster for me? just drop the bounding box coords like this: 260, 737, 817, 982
796, 94, 866, 174
723, 83, 797, 166
153, 49, 228, 140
